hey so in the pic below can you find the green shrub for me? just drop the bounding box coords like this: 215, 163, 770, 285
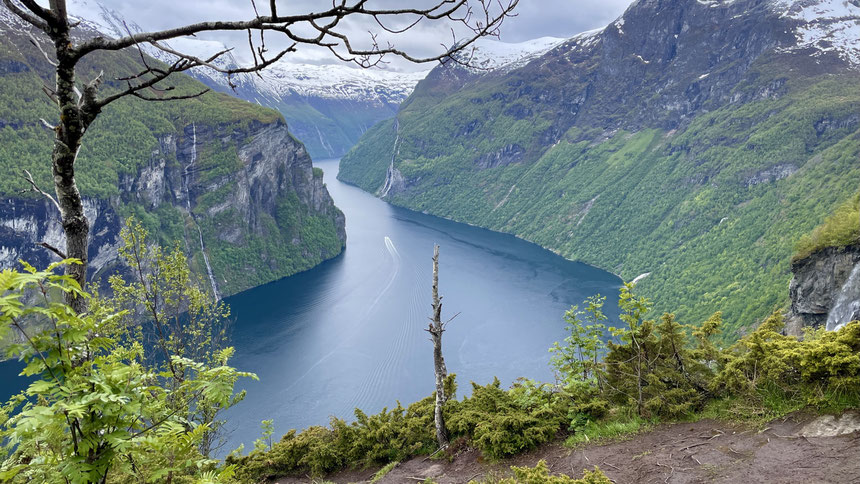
473, 460, 611, 484
229, 396, 436, 480
714, 314, 860, 408
446, 378, 563, 460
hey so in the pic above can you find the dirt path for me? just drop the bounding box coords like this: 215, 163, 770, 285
272, 411, 860, 483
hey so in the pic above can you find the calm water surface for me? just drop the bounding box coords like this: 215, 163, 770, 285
219, 159, 621, 453
0, 158, 622, 455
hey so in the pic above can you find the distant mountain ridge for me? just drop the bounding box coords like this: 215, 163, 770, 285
340, 0, 860, 339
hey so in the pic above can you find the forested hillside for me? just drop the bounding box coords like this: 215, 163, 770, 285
340, 0, 860, 339
0, 6, 345, 296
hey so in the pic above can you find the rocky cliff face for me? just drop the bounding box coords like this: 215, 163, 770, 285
787, 244, 860, 334
0, 117, 345, 298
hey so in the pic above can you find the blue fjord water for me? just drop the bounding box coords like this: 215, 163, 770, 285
0, 158, 623, 455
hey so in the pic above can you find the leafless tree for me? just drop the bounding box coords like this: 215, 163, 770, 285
4, 0, 518, 312
426, 244, 459, 448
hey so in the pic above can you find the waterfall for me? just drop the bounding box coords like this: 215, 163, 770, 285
183, 124, 221, 301
379, 118, 400, 198
314, 125, 335, 157
826, 262, 860, 331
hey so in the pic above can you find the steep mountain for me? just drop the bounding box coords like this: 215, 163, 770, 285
340, 0, 860, 339
0, 5, 346, 297
66, 0, 427, 159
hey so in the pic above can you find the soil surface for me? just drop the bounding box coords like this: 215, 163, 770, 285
271, 411, 860, 483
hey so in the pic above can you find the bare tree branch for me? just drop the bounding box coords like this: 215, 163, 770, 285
72, 0, 518, 67
131, 88, 210, 102
20, 169, 61, 213
2, 0, 49, 30
36, 241, 68, 260
26, 30, 57, 66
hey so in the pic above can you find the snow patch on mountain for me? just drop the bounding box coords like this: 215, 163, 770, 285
254, 63, 427, 102
772, 0, 860, 67
456, 36, 566, 72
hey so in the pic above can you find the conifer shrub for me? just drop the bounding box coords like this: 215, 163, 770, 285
228, 396, 437, 480
472, 460, 611, 484
446, 378, 564, 459
713, 314, 860, 409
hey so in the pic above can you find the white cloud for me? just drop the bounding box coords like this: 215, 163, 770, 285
72, 0, 634, 71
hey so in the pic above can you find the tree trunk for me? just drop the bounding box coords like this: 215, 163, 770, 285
429, 244, 449, 448
51, 20, 91, 313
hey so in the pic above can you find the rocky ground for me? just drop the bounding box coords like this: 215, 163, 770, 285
272, 411, 860, 483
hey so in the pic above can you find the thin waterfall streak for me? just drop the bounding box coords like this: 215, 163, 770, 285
184, 123, 221, 301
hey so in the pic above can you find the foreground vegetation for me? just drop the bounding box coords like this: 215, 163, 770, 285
0, 223, 254, 483
227, 287, 860, 482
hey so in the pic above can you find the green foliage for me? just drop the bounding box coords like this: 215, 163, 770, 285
228, 395, 437, 480
550, 296, 607, 391
599, 285, 716, 418
0, 261, 250, 483
713, 314, 860, 408
563, 414, 651, 447
471, 461, 611, 484
341, 57, 860, 342
107, 217, 247, 457
446, 378, 563, 460
794, 193, 860, 261
254, 420, 275, 453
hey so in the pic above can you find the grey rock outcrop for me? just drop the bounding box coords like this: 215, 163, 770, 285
787, 244, 860, 334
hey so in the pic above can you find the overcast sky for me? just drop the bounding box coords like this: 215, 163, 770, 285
72, 0, 634, 71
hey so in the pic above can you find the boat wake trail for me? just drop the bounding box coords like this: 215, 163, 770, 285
279, 236, 401, 395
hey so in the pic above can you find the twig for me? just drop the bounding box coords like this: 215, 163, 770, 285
421, 445, 448, 462
21, 169, 61, 213
36, 241, 67, 260
656, 462, 674, 483
679, 432, 722, 452
679, 442, 709, 452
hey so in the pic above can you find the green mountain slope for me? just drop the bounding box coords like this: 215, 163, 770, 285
339, 0, 860, 339
0, 14, 345, 296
